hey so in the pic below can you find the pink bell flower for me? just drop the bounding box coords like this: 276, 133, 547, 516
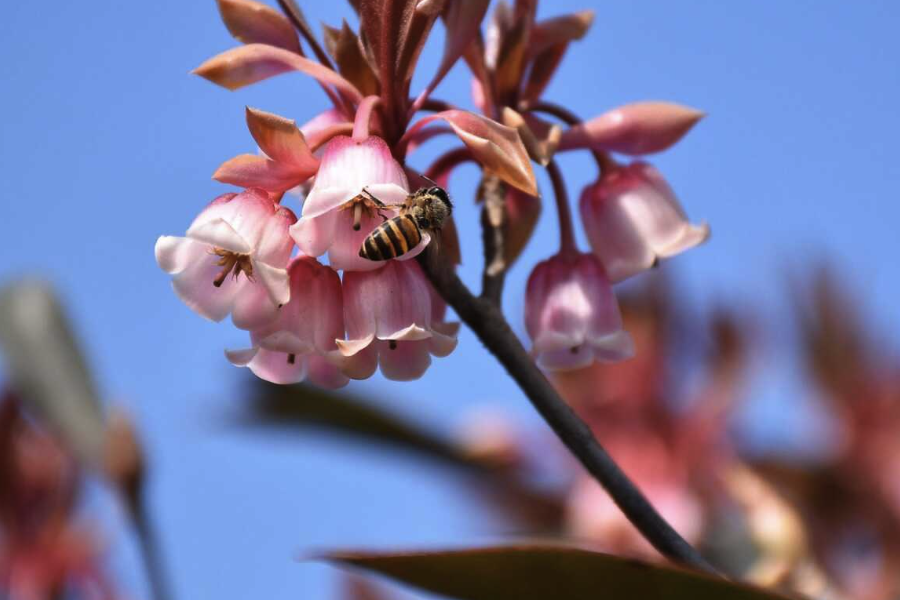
289, 135, 427, 272
225, 256, 349, 388
525, 253, 633, 371
338, 260, 458, 381
579, 162, 709, 283
155, 189, 296, 330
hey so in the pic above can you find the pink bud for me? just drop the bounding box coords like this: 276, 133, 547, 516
225, 257, 348, 387
155, 189, 296, 330
579, 162, 709, 283
289, 136, 417, 272
559, 101, 704, 156
338, 261, 458, 381
525, 253, 633, 371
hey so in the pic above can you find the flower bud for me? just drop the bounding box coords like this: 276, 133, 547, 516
559, 101, 704, 156
525, 253, 633, 371
579, 162, 709, 283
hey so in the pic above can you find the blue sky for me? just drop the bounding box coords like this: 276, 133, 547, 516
1, 0, 899, 598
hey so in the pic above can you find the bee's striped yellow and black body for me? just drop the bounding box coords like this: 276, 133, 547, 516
359, 214, 422, 261
358, 185, 453, 262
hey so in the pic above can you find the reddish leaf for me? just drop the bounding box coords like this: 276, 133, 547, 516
245, 107, 320, 172
396, 0, 444, 95
484, 0, 515, 69
527, 11, 594, 57
462, 35, 494, 112
212, 154, 309, 191
357, 0, 417, 101
414, 0, 490, 106
559, 101, 705, 155
325, 545, 795, 600
194, 44, 363, 103
410, 110, 537, 195
521, 43, 568, 102
492, 13, 529, 102
324, 21, 380, 97
217, 0, 301, 53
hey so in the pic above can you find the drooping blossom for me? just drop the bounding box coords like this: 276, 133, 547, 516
290, 136, 424, 272
579, 162, 709, 283
338, 260, 458, 381
225, 256, 349, 388
525, 253, 633, 371
155, 188, 296, 330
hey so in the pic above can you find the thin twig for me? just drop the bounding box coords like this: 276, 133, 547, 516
545, 160, 577, 256
128, 496, 174, 600
416, 248, 720, 575
479, 173, 508, 305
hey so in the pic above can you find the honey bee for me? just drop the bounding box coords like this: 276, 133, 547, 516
358, 185, 453, 261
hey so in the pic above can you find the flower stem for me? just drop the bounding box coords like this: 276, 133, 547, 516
546, 160, 577, 257
415, 249, 720, 575
479, 173, 507, 305
352, 96, 382, 141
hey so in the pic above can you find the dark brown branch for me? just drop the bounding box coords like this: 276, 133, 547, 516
478, 173, 508, 305
416, 249, 719, 575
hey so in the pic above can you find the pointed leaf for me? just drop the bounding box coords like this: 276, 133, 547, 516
245, 106, 320, 171
559, 101, 705, 155
410, 110, 537, 195
0, 282, 106, 468
243, 380, 477, 469
357, 0, 417, 102
217, 0, 301, 53
213, 154, 309, 191
527, 11, 594, 57
325, 21, 381, 97
396, 0, 444, 94
194, 43, 363, 102
418, 0, 489, 103
521, 42, 568, 102
493, 14, 529, 102
325, 545, 794, 600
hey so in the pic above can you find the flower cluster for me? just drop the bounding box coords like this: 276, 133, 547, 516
156, 0, 708, 387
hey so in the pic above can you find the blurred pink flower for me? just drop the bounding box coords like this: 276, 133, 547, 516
338, 261, 458, 381
525, 253, 633, 371
155, 189, 296, 330
565, 432, 703, 558
226, 256, 349, 387
289, 136, 424, 272
579, 162, 709, 283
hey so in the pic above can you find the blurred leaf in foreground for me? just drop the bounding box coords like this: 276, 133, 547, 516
0, 281, 105, 468
324, 545, 797, 600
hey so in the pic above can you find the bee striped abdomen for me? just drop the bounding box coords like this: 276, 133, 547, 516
359, 215, 422, 261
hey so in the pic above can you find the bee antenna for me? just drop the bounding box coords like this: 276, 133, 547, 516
417, 173, 439, 188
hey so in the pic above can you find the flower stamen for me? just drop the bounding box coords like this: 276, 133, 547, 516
211, 248, 253, 287
341, 192, 389, 231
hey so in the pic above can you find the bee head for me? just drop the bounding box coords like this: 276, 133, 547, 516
427, 186, 453, 215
